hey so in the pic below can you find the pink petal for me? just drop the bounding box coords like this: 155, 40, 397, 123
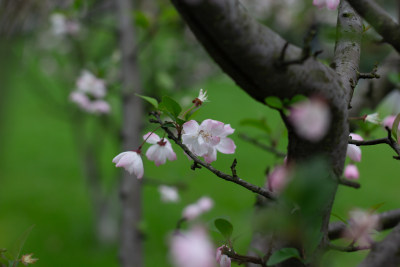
313, 0, 326, 8
220, 255, 231, 267
326, 0, 340, 10
344, 164, 359, 180
350, 133, 364, 141
216, 247, 223, 262
203, 148, 217, 163
197, 197, 214, 211
268, 165, 289, 193
183, 120, 200, 135
216, 138, 236, 154
132, 155, 144, 178
143, 132, 160, 144
347, 144, 362, 162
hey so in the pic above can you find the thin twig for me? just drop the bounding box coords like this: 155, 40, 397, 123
150, 113, 275, 200
238, 133, 286, 158
328, 243, 370, 252
348, 127, 400, 160
222, 247, 266, 266
338, 178, 361, 189
357, 64, 380, 80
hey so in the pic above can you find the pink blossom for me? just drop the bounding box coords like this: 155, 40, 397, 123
383, 115, 400, 131
182, 196, 214, 220
88, 100, 111, 114
112, 151, 144, 179
344, 164, 359, 180
76, 70, 106, 98
50, 13, 80, 36
267, 165, 290, 193
182, 119, 236, 163
216, 246, 231, 267
313, 0, 340, 10
158, 185, 180, 203
170, 227, 215, 267
69, 91, 89, 108
288, 97, 331, 142
143, 132, 177, 166
347, 133, 363, 162
343, 209, 379, 246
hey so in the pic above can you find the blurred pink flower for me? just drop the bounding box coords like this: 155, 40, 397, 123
313, 0, 340, 10
170, 227, 215, 267
50, 13, 80, 36
344, 164, 359, 180
343, 209, 379, 246
288, 97, 331, 142
267, 165, 290, 193
69, 91, 89, 108
112, 151, 144, 178
347, 133, 363, 162
158, 185, 180, 203
182, 196, 214, 220
182, 119, 236, 163
143, 132, 177, 166
88, 100, 111, 114
76, 70, 106, 98
216, 246, 231, 267
383, 115, 400, 131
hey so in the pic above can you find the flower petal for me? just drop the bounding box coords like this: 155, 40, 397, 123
143, 132, 160, 144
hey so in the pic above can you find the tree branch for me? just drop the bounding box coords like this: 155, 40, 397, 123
346, 0, 400, 53
150, 113, 276, 200
329, 209, 400, 240
333, 0, 363, 108
358, 222, 400, 267
238, 133, 286, 158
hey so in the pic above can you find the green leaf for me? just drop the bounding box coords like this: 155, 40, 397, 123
136, 94, 158, 109
391, 113, 400, 142
133, 11, 151, 29
331, 212, 348, 224
159, 96, 182, 121
265, 97, 283, 109
214, 218, 233, 240
239, 118, 270, 133
267, 248, 301, 266
287, 95, 307, 105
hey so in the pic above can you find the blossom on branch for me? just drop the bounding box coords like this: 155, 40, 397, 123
383, 115, 400, 131
112, 151, 144, 179
364, 113, 381, 125
182, 196, 214, 220
267, 165, 290, 193
312, 0, 340, 10
288, 97, 331, 142
216, 246, 231, 267
170, 227, 215, 267
144, 132, 177, 166
344, 164, 359, 180
182, 119, 236, 163
192, 89, 209, 107
347, 133, 363, 162
343, 209, 379, 246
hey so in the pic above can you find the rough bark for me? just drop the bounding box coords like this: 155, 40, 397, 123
116, 0, 144, 266
170, 0, 351, 266
347, 0, 400, 53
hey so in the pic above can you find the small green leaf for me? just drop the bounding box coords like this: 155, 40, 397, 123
391, 113, 400, 142
214, 218, 233, 240
136, 94, 159, 109
159, 96, 182, 120
267, 248, 301, 266
265, 97, 283, 109
287, 95, 307, 105
133, 11, 151, 29
331, 212, 348, 224
239, 118, 270, 133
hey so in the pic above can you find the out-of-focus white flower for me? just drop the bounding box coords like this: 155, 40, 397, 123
21, 253, 38, 266
158, 185, 180, 203
88, 100, 111, 114
288, 97, 331, 142
50, 13, 80, 36
343, 209, 379, 246
143, 132, 177, 166
170, 227, 215, 267
69, 91, 89, 108
76, 70, 106, 98
267, 165, 290, 193
193, 89, 208, 107
182, 119, 236, 163
344, 164, 359, 180
313, 0, 340, 10
364, 113, 381, 125
112, 151, 144, 179
182, 196, 214, 220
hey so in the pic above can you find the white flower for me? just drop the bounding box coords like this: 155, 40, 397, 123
87, 100, 111, 114
21, 253, 38, 266
76, 70, 106, 98
193, 89, 208, 107
112, 151, 144, 178
158, 185, 180, 203
182, 119, 236, 163
288, 97, 331, 142
143, 132, 177, 166
343, 209, 379, 246
170, 227, 215, 267
364, 113, 380, 125
347, 133, 363, 162
69, 91, 89, 108
50, 13, 80, 36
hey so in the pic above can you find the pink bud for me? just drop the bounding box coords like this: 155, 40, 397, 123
267, 165, 289, 193
344, 164, 359, 180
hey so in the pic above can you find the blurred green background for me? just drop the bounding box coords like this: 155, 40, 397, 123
1, 0, 399, 266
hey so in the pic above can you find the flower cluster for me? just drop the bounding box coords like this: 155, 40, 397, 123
344, 133, 363, 180
182, 119, 236, 163
158, 185, 180, 203
312, 0, 340, 10
50, 13, 80, 37
343, 209, 379, 246
69, 70, 111, 114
